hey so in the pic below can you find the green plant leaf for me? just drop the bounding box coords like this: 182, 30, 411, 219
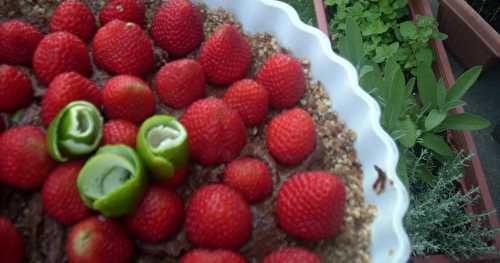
399, 21, 417, 40
446, 66, 482, 102
438, 113, 491, 131
444, 99, 466, 110
397, 149, 409, 189
417, 63, 437, 108
436, 79, 447, 109
425, 109, 447, 131
398, 117, 417, 148
341, 17, 364, 69
420, 133, 454, 157
383, 63, 405, 130
416, 48, 434, 66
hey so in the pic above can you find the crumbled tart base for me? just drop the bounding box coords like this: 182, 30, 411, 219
0, 1, 375, 263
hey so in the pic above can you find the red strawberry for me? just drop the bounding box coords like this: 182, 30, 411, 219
92, 20, 153, 76
160, 166, 189, 189
266, 108, 316, 165
66, 216, 133, 263
223, 79, 269, 127
102, 119, 138, 148
99, 0, 146, 28
276, 171, 346, 241
0, 126, 55, 190
102, 75, 155, 123
0, 20, 43, 65
33, 32, 91, 85
0, 65, 34, 113
180, 98, 247, 166
155, 59, 205, 109
262, 247, 321, 263
180, 249, 246, 263
186, 184, 252, 249
41, 72, 101, 126
125, 185, 184, 242
256, 53, 305, 109
50, 0, 96, 42
223, 158, 273, 203
0, 216, 24, 263
42, 161, 92, 225
199, 24, 252, 85
151, 0, 203, 57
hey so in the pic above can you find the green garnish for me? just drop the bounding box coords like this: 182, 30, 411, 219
137, 115, 189, 181
77, 144, 146, 217
47, 101, 103, 162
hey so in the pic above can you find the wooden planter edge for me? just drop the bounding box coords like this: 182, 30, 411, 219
311, 0, 500, 262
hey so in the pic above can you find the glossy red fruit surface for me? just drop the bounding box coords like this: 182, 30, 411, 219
180, 98, 247, 165
266, 108, 316, 165
256, 53, 305, 109
41, 72, 101, 126
276, 171, 346, 241
102, 119, 138, 148
93, 20, 153, 76
262, 247, 322, 263
151, 0, 203, 57
0, 65, 34, 113
186, 184, 252, 250
223, 158, 273, 203
0, 20, 43, 65
0, 216, 24, 263
223, 79, 269, 127
126, 185, 184, 242
99, 0, 146, 27
180, 249, 247, 263
0, 126, 55, 190
155, 59, 205, 109
102, 75, 155, 123
199, 24, 252, 85
66, 216, 133, 263
42, 161, 92, 225
33, 32, 91, 85
50, 0, 96, 42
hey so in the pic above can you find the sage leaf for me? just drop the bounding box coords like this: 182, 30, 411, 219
420, 133, 454, 157
438, 113, 491, 131
398, 117, 417, 148
447, 66, 482, 102
425, 109, 447, 131
417, 63, 437, 108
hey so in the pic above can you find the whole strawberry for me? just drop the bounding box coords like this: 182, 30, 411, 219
0, 216, 24, 263
155, 59, 205, 109
151, 0, 203, 57
256, 53, 305, 109
93, 20, 153, 76
262, 247, 322, 263
186, 184, 252, 249
33, 32, 91, 85
0, 126, 55, 190
102, 119, 138, 148
223, 79, 269, 127
266, 108, 315, 165
180, 98, 247, 165
50, 0, 96, 42
180, 249, 246, 263
99, 0, 146, 27
66, 216, 133, 263
125, 185, 184, 242
199, 24, 251, 85
102, 75, 155, 123
0, 65, 34, 113
42, 161, 92, 225
0, 20, 43, 65
276, 172, 346, 241
160, 166, 189, 189
41, 72, 101, 126
223, 158, 273, 203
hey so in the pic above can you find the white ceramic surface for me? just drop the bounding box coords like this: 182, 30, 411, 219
195, 0, 411, 262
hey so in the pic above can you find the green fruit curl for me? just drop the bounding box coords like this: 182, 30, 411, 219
47, 101, 103, 162
137, 115, 189, 181
77, 144, 146, 217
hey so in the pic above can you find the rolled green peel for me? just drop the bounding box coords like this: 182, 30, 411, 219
48, 101, 103, 162
77, 144, 146, 217
137, 115, 189, 181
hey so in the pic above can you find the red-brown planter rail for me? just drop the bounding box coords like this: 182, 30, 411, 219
312, 0, 500, 262
438, 0, 500, 70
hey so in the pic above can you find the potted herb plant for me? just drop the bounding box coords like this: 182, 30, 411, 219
438, 0, 500, 70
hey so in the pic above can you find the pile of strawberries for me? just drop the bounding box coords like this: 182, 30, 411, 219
0, 0, 347, 263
